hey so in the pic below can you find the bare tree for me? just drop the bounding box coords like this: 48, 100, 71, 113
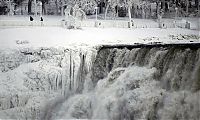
14, 0, 26, 15
40, 0, 49, 15
55, 0, 59, 15
28, 0, 32, 14
104, 0, 119, 20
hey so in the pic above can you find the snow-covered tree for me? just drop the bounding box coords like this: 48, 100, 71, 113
104, 0, 141, 19
40, 0, 49, 15
13, 0, 26, 15
104, 0, 119, 20
104, 0, 140, 28
126, 0, 140, 28
60, 0, 97, 16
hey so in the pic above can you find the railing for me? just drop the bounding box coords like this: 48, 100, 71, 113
0, 20, 61, 27
0, 19, 190, 29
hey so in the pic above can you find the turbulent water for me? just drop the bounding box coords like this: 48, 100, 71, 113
0, 45, 199, 120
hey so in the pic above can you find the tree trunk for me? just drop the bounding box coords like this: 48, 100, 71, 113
28, 0, 32, 14
141, 5, 145, 19
55, 0, 59, 15
116, 6, 118, 18
61, 6, 64, 16
34, 0, 36, 16
156, 1, 159, 19
195, 0, 199, 10
21, 2, 23, 15
99, 2, 103, 14
195, 0, 199, 16
161, 0, 164, 10
186, 0, 189, 16
128, 5, 132, 29
61, 0, 64, 16
42, 1, 46, 15
105, 4, 109, 20
8, 0, 12, 15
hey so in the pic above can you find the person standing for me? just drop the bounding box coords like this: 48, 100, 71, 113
30, 16, 34, 26
30, 16, 34, 21
40, 17, 44, 26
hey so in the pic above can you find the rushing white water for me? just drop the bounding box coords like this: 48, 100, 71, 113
52, 66, 162, 119
0, 45, 200, 120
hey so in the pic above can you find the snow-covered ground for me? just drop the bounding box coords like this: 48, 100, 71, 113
0, 27, 199, 49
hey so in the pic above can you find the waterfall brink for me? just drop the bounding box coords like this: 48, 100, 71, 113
0, 45, 199, 120
92, 46, 200, 91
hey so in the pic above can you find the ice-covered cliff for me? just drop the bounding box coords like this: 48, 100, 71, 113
0, 46, 96, 119
0, 43, 199, 120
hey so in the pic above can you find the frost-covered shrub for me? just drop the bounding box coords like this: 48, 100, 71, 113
0, 50, 26, 72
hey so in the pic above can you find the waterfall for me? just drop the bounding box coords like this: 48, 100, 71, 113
0, 45, 199, 120
52, 45, 200, 120
91, 46, 200, 91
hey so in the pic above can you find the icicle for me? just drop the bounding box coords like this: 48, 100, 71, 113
55, 74, 58, 90
69, 51, 72, 91
72, 60, 75, 92
61, 68, 67, 96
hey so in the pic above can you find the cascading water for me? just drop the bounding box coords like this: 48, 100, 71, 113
51, 45, 200, 120
0, 44, 199, 120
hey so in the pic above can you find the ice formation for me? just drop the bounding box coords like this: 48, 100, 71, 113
0, 45, 200, 120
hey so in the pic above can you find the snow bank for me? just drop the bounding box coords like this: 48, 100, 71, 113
0, 27, 199, 50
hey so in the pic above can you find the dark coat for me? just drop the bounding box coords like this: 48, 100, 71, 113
40, 17, 43, 21
30, 16, 34, 21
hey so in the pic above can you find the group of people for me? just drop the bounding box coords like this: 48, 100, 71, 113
30, 16, 43, 22
29, 16, 44, 26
